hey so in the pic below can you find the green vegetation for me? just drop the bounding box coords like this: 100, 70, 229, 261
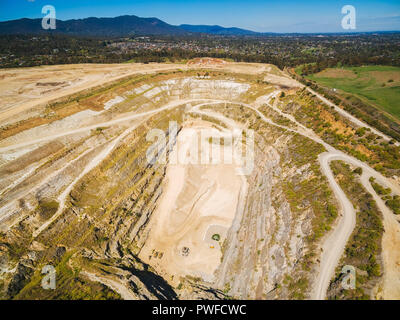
208, 100, 338, 299
36, 200, 59, 220
328, 161, 384, 300
212, 234, 221, 241
94, 127, 106, 134
1, 97, 189, 299
288, 277, 309, 300
369, 177, 391, 196
369, 177, 400, 215
306, 66, 400, 120
292, 69, 400, 142
15, 252, 121, 300
386, 196, 400, 215
223, 283, 231, 294
281, 133, 338, 245
280, 89, 400, 177
3, 33, 400, 70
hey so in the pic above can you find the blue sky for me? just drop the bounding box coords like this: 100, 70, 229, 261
0, 0, 399, 32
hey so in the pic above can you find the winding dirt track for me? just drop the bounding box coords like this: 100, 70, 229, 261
189, 98, 400, 300
0, 99, 202, 152
253, 95, 400, 299
306, 87, 398, 145
1, 89, 399, 299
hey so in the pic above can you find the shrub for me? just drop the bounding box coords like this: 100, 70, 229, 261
386, 196, 400, 215
212, 234, 221, 241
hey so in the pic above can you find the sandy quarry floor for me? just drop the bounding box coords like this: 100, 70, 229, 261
139, 120, 248, 284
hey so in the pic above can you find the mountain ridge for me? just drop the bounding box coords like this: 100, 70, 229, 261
0, 15, 187, 37
0, 15, 262, 36
179, 24, 260, 35
0, 15, 399, 37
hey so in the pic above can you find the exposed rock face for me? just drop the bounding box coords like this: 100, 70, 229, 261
6, 259, 35, 298
0, 73, 335, 300
214, 126, 314, 299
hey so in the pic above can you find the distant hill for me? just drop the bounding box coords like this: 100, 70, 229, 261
0, 15, 188, 37
1, 15, 396, 37
0, 15, 268, 37
179, 24, 259, 35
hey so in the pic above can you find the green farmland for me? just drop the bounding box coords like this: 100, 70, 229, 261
306, 66, 400, 120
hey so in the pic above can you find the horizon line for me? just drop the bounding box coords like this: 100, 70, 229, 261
1, 14, 400, 35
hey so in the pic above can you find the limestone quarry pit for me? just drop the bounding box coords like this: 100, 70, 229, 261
1, 60, 399, 301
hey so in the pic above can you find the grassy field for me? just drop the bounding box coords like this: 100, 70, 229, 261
306, 66, 400, 120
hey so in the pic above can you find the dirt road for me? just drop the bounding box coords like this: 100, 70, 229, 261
0, 99, 207, 152
306, 87, 396, 144
191, 97, 400, 300
313, 152, 357, 300
312, 152, 400, 300
2, 84, 399, 299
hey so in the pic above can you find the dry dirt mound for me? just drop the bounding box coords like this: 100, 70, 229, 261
264, 73, 302, 88
187, 58, 227, 67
